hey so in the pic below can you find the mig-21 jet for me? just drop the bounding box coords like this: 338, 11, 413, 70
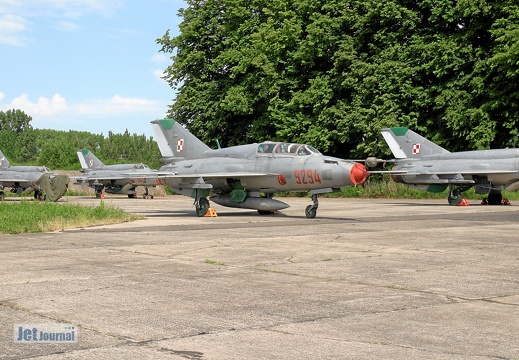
72, 149, 160, 198
0, 149, 69, 201
151, 119, 369, 218
375, 127, 519, 205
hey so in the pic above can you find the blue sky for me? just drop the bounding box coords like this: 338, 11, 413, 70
0, 0, 184, 137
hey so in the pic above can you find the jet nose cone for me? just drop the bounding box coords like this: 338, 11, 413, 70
349, 163, 369, 185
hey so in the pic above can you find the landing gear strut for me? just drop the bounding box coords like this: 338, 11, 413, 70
305, 194, 319, 219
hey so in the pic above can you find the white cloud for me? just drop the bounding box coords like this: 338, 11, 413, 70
0, 0, 125, 45
151, 53, 168, 64
7, 93, 67, 117
54, 20, 80, 32
0, 14, 29, 46
153, 69, 166, 80
0, 92, 169, 136
0, 0, 125, 19
0, 92, 167, 122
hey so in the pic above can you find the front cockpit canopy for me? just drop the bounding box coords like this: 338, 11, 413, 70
257, 142, 321, 156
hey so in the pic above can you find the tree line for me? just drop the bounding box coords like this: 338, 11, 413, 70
0, 109, 162, 170
157, 0, 519, 159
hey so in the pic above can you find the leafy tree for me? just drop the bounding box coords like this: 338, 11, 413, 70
0, 109, 33, 134
158, 0, 519, 159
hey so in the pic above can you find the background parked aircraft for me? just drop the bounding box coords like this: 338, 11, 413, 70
376, 127, 519, 205
151, 119, 369, 218
0, 150, 69, 201
72, 149, 160, 198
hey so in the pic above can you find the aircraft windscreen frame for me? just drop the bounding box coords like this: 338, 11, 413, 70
257, 142, 321, 156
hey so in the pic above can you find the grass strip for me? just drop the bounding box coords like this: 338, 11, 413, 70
0, 200, 142, 234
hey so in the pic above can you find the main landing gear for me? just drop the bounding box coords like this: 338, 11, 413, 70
305, 194, 319, 219
448, 184, 505, 206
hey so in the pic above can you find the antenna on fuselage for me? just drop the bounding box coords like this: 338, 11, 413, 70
216, 139, 221, 149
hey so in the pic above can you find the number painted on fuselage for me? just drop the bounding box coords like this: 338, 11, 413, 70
294, 169, 322, 185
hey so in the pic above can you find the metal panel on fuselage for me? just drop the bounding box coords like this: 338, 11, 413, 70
0, 171, 42, 188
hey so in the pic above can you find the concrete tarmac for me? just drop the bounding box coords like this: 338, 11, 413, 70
1, 196, 518, 359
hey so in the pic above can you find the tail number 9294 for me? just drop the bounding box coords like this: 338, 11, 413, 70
294, 169, 322, 185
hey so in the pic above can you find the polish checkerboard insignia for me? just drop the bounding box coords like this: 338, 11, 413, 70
177, 139, 184, 152
412, 143, 421, 154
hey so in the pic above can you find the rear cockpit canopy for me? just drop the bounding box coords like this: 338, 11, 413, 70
257, 142, 321, 156
133, 163, 150, 170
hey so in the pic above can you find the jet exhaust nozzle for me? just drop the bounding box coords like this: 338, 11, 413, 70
210, 195, 289, 211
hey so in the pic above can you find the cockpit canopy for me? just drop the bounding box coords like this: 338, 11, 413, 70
257, 142, 321, 156
133, 164, 150, 170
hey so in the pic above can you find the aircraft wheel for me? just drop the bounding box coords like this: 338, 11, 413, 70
258, 210, 274, 215
196, 198, 210, 217
128, 194, 137, 199
95, 189, 103, 199
487, 192, 503, 205
448, 191, 462, 206
0, 191, 4, 201
305, 205, 317, 219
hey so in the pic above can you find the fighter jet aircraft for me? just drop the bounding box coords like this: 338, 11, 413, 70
151, 119, 369, 218
72, 149, 160, 198
376, 127, 519, 205
0, 149, 69, 201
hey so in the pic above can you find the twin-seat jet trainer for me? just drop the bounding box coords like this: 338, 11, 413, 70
72, 149, 160, 198
151, 119, 369, 218
0, 150, 69, 201
377, 127, 519, 205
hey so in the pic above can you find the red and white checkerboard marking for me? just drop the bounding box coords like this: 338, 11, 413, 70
412, 143, 421, 154
177, 139, 184, 152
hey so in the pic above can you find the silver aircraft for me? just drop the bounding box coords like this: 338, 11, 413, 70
151, 119, 369, 218
72, 149, 160, 198
0, 149, 69, 201
376, 127, 519, 205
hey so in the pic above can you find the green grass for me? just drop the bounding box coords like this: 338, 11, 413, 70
0, 200, 143, 234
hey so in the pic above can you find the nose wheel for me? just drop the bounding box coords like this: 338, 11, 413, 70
305, 194, 319, 218
195, 197, 210, 217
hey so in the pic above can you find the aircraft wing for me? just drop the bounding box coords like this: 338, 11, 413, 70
0, 178, 32, 184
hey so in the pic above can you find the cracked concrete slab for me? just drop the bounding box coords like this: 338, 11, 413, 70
1, 196, 518, 359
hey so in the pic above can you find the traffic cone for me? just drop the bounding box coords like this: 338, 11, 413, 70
457, 198, 470, 206
204, 208, 218, 217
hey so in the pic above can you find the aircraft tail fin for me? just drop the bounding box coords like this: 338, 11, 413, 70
77, 149, 104, 169
151, 119, 211, 160
381, 127, 450, 159
0, 149, 10, 168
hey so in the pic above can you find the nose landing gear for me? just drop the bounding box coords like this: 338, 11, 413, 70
305, 194, 319, 219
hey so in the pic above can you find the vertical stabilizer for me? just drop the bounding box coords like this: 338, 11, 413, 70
381, 127, 450, 159
150, 119, 211, 160
0, 149, 10, 168
77, 149, 104, 169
